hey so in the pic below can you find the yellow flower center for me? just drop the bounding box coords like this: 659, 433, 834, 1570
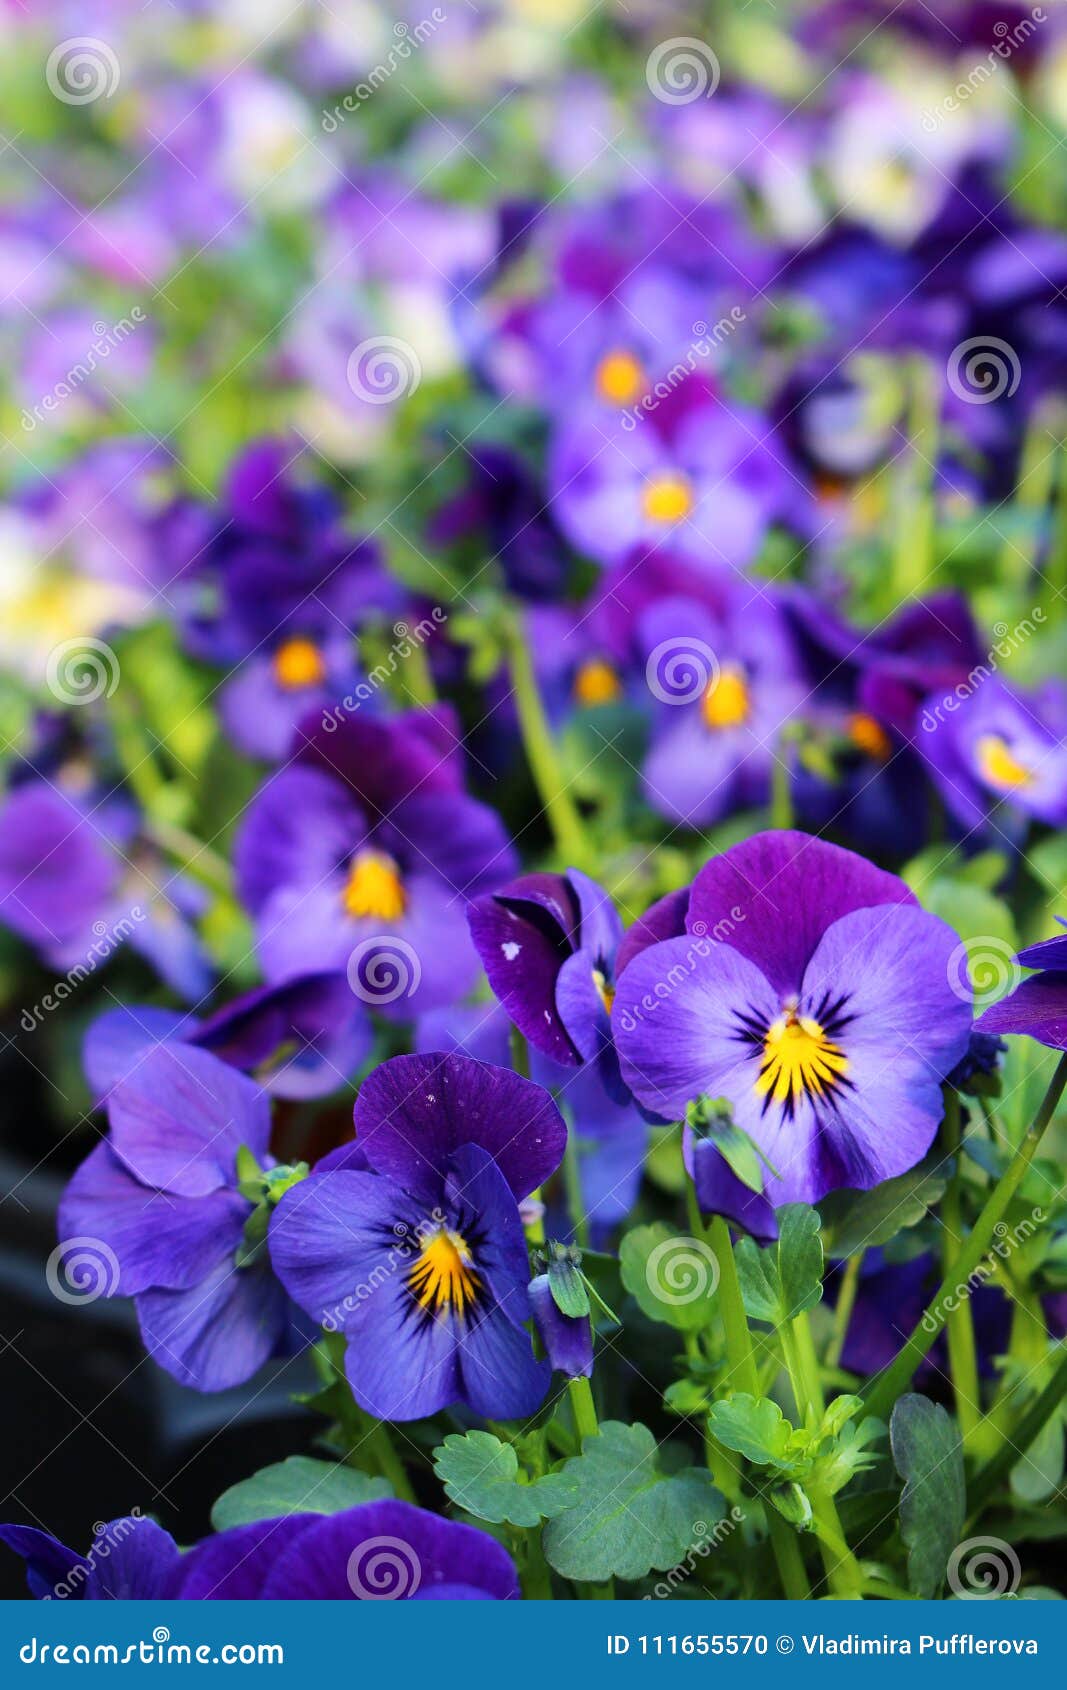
574, 657, 623, 707
408, 1227, 479, 1318
593, 967, 615, 1014
848, 711, 892, 762
594, 348, 646, 406
341, 849, 407, 921
272, 637, 326, 691
755, 1005, 849, 1111
642, 472, 693, 526
975, 733, 1033, 791
702, 664, 750, 730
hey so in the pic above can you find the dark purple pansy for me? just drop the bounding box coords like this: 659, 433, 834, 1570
615, 831, 972, 1234
469, 868, 623, 1092
0, 1517, 181, 1600
169, 438, 399, 665
235, 709, 517, 1014
977, 918, 1067, 1050
0, 782, 210, 999
269, 1051, 566, 1420
83, 972, 371, 1104
416, 1004, 647, 1244
175, 1500, 518, 1600
58, 1044, 307, 1393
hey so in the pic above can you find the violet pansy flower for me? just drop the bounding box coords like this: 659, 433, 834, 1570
58, 1044, 308, 1393
615, 830, 972, 1236
269, 1052, 566, 1421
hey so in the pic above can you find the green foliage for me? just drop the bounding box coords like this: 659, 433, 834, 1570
542, 1422, 723, 1582
734, 1203, 823, 1325
432, 1432, 578, 1527
619, 1223, 720, 1332
890, 1394, 966, 1597
818, 1160, 948, 1256
210, 1457, 391, 1532
708, 1393, 883, 1525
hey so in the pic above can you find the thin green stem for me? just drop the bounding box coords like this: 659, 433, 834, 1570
892, 355, 939, 599
826, 1251, 864, 1371
940, 1091, 985, 1453
562, 1127, 589, 1248
520, 1530, 553, 1600
704, 1211, 811, 1600
141, 815, 234, 898
504, 609, 591, 869
782, 1316, 864, 1600
968, 1342, 1067, 1517
348, 1415, 417, 1505
864, 1053, 1067, 1423
510, 1028, 545, 1246
568, 1375, 599, 1442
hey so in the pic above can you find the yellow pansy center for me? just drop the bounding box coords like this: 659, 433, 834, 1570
574, 657, 623, 707
408, 1227, 479, 1318
848, 711, 892, 762
272, 636, 326, 691
593, 967, 615, 1015
755, 1003, 849, 1111
702, 664, 750, 730
594, 348, 646, 406
976, 733, 1033, 792
342, 849, 406, 921
642, 472, 693, 526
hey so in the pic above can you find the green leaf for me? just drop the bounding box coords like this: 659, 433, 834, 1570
211, 1457, 391, 1531
432, 1432, 578, 1527
707, 1396, 803, 1470
619, 1223, 720, 1332
818, 1160, 948, 1256
890, 1394, 966, 1597
542, 1422, 724, 1582
548, 1258, 590, 1319
686, 1095, 769, 1193
734, 1204, 823, 1325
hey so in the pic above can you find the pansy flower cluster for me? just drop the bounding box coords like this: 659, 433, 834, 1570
5, 0, 1067, 1609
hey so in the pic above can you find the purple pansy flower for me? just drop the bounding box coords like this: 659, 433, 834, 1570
918, 677, 1067, 833
469, 867, 624, 1093
175, 1500, 518, 1600
58, 1044, 307, 1393
639, 589, 809, 828
976, 918, 1067, 1050
0, 783, 211, 1000
614, 831, 972, 1235
548, 378, 805, 573
269, 1052, 566, 1421
219, 628, 366, 764
236, 710, 516, 1013
83, 971, 371, 1104
0, 1517, 181, 1601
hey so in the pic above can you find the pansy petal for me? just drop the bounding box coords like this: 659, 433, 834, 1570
135, 1257, 291, 1393
258, 1501, 518, 1600
269, 1170, 421, 1331
106, 1044, 271, 1197
176, 1517, 319, 1600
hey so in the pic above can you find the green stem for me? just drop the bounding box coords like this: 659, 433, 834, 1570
504, 609, 591, 869
998, 399, 1064, 593
968, 1342, 1067, 1517
562, 1128, 589, 1249
686, 1330, 740, 1499
940, 1091, 985, 1453
520, 1530, 553, 1600
704, 1211, 811, 1600
510, 1029, 545, 1246
782, 1316, 864, 1600
827, 1251, 864, 1371
864, 1053, 1067, 1423
568, 1375, 599, 1442
141, 815, 234, 898
350, 1417, 417, 1505
892, 354, 939, 599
